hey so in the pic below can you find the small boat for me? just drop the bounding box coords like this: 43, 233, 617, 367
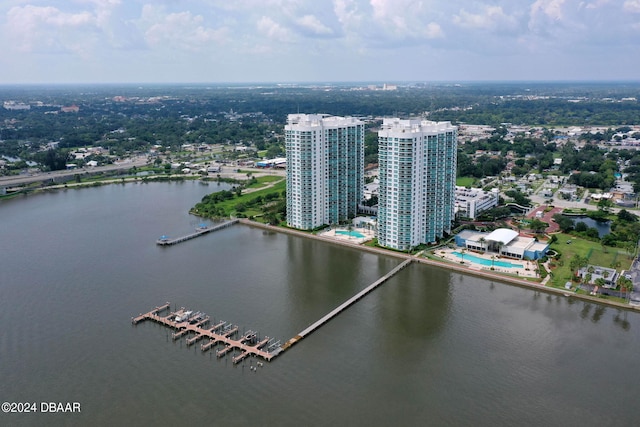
175, 310, 193, 322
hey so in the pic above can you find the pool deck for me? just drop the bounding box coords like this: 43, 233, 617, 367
318, 227, 375, 244
436, 248, 539, 278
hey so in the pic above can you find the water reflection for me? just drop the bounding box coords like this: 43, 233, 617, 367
614, 311, 631, 330
592, 305, 606, 323
285, 234, 398, 325
379, 263, 452, 339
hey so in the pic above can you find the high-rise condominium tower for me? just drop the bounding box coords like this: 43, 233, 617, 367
285, 114, 364, 230
377, 118, 457, 250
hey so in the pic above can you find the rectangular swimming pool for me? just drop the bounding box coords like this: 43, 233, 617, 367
335, 230, 366, 238
451, 251, 523, 268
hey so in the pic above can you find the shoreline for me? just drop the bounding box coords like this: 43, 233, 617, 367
238, 218, 640, 313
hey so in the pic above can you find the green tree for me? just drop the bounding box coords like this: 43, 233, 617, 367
553, 214, 574, 233
597, 198, 613, 212
530, 218, 548, 234
569, 254, 588, 273
618, 209, 638, 222
575, 221, 588, 232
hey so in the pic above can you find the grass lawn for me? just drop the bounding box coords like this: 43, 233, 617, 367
456, 176, 475, 187
588, 248, 631, 269
548, 233, 632, 288
216, 180, 285, 216
245, 175, 282, 189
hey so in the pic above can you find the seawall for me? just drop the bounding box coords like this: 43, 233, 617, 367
238, 219, 640, 313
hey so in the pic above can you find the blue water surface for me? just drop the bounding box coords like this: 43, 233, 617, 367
451, 251, 523, 268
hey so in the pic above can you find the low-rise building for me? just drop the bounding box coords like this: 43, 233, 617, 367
363, 181, 379, 201
558, 184, 580, 200
455, 187, 499, 219
578, 265, 619, 289
256, 158, 286, 168
3, 101, 30, 110
455, 228, 549, 260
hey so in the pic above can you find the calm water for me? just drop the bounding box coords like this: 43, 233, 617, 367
568, 215, 611, 237
1, 182, 639, 426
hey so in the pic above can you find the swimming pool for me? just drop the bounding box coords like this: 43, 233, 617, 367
451, 251, 523, 268
336, 230, 366, 238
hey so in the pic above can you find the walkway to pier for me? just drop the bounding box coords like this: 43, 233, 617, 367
156, 219, 238, 246
281, 258, 413, 351
132, 303, 278, 363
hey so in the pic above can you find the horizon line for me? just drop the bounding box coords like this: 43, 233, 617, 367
1, 79, 640, 87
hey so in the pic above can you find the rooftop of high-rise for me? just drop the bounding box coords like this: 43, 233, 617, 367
286, 113, 363, 127
380, 118, 455, 133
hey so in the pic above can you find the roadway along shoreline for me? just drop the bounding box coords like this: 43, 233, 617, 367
0, 157, 150, 187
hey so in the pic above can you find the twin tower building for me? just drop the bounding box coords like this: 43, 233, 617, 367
285, 114, 457, 251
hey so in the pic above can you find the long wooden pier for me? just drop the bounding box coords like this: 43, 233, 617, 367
132, 303, 279, 363
156, 219, 238, 246
281, 258, 413, 351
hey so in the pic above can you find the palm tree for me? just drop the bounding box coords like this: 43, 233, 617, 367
478, 237, 486, 252
460, 248, 466, 264
585, 273, 592, 285
491, 255, 496, 270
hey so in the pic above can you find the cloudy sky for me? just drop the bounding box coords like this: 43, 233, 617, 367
1, 0, 639, 84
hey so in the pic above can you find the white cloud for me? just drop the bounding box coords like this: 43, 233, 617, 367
296, 14, 333, 35
333, 0, 359, 25
583, 0, 612, 8
6, 5, 95, 53
257, 16, 292, 42
141, 6, 228, 51
2, 0, 640, 83
366, 0, 446, 42
453, 6, 517, 31
425, 22, 444, 39
529, 0, 566, 26
624, 0, 640, 12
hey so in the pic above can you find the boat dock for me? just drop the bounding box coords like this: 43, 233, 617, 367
133, 259, 412, 362
156, 219, 238, 246
281, 258, 413, 351
132, 303, 279, 363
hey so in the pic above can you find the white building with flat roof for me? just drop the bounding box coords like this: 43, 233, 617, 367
285, 114, 364, 230
455, 186, 499, 219
455, 228, 549, 260
377, 118, 457, 250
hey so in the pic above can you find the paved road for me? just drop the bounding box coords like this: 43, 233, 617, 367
529, 191, 595, 211
529, 191, 632, 215
0, 156, 149, 187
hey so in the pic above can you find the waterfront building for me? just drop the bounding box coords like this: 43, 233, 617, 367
377, 118, 457, 250
285, 114, 364, 230
455, 228, 549, 260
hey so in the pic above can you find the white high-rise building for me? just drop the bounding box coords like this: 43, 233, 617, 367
285, 114, 364, 230
377, 118, 457, 251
